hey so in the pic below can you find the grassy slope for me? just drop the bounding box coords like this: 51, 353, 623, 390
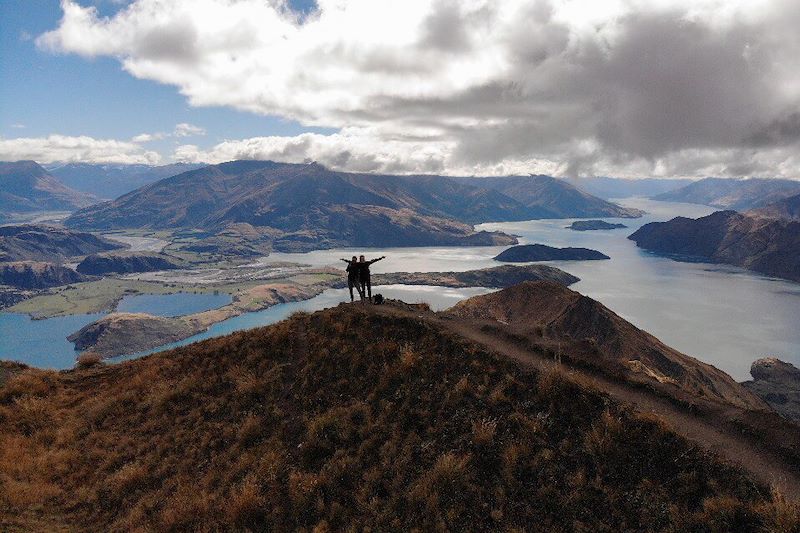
1, 305, 797, 531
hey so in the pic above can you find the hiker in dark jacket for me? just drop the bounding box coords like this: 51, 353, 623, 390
340, 256, 364, 302
358, 255, 385, 302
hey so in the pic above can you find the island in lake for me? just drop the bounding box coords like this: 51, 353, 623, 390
567, 220, 627, 231
494, 244, 610, 262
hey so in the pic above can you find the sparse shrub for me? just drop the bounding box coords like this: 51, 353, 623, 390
76, 351, 103, 368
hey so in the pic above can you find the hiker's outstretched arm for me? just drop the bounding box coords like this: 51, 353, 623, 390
371, 256, 386, 264
340, 258, 349, 263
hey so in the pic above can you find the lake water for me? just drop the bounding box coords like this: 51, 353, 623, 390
0, 312, 106, 368
2, 198, 799, 380
116, 292, 231, 317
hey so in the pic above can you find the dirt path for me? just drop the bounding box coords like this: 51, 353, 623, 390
368, 302, 800, 498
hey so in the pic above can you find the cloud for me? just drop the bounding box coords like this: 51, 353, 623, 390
10, 124, 25, 129
131, 132, 165, 143
37, 0, 800, 178
0, 134, 161, 164
173, 123, 206, 137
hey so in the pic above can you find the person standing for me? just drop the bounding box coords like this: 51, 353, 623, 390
358, 255, 385, 302
340, 256, 364, 302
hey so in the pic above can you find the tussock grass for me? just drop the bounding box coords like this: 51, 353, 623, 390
0, 306, 797, 531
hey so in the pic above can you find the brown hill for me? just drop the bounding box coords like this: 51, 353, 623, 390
446, 281, 766, 411
629, 210, 800, 282
1, 301, 797, 531
0, 160, 96, 213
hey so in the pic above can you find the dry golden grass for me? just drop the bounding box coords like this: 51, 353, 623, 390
0, 305, 797, 532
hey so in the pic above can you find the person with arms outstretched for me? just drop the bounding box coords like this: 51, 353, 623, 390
340, 256, 364, 302
358, 255, 385, 302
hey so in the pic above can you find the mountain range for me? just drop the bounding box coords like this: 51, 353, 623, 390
46, 162, 206, 199
0, 161, 96, 218
653, 177, 800, 210
2, 281, 797, 531
562, 176, 693, 199
64, 160, 641, 252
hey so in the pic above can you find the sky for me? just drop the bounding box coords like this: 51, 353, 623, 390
1, 0, 800, 179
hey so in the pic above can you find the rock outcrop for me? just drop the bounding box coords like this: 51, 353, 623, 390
742, 358, 800, 423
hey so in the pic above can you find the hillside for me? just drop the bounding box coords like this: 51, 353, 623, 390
48, 162, 206, 199
653, 177, 800, 210
0, 224, 124, 262
628, 211, 800, 282
0, 160, 97, 213
452, 175, 644, 218
0, 261, 91, 289
447, 281, 765, 410
64, 161, 639, 251
1, 292, 798, 531
750, 192, 800, 221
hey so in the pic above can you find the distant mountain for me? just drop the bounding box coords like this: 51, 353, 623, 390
750, 192, 800, 221
562, 176, 693, 199
65, 161, 640, 251
47, 162, 207, 199
629, 210, 800, 282
652, 177, 800, 210
0, 161, 97, 213
451, 175, 644, 218
0, 224, 124, 262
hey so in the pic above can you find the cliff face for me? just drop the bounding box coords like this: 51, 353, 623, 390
447, 281, 767, 411
743, 358, 800, 423
0, 261, 91, 289
628, 211, 800, 282
76, 253, 181, 275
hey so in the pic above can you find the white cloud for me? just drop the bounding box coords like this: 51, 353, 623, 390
173, 123, 205, 137
0, 134, 161, 164
131, 132, 165, 143
37, 0, 800, 178
10, 124, 25, 129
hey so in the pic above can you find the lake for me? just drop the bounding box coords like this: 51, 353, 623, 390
2, 198, 799, 380
116, 292, 231, 317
